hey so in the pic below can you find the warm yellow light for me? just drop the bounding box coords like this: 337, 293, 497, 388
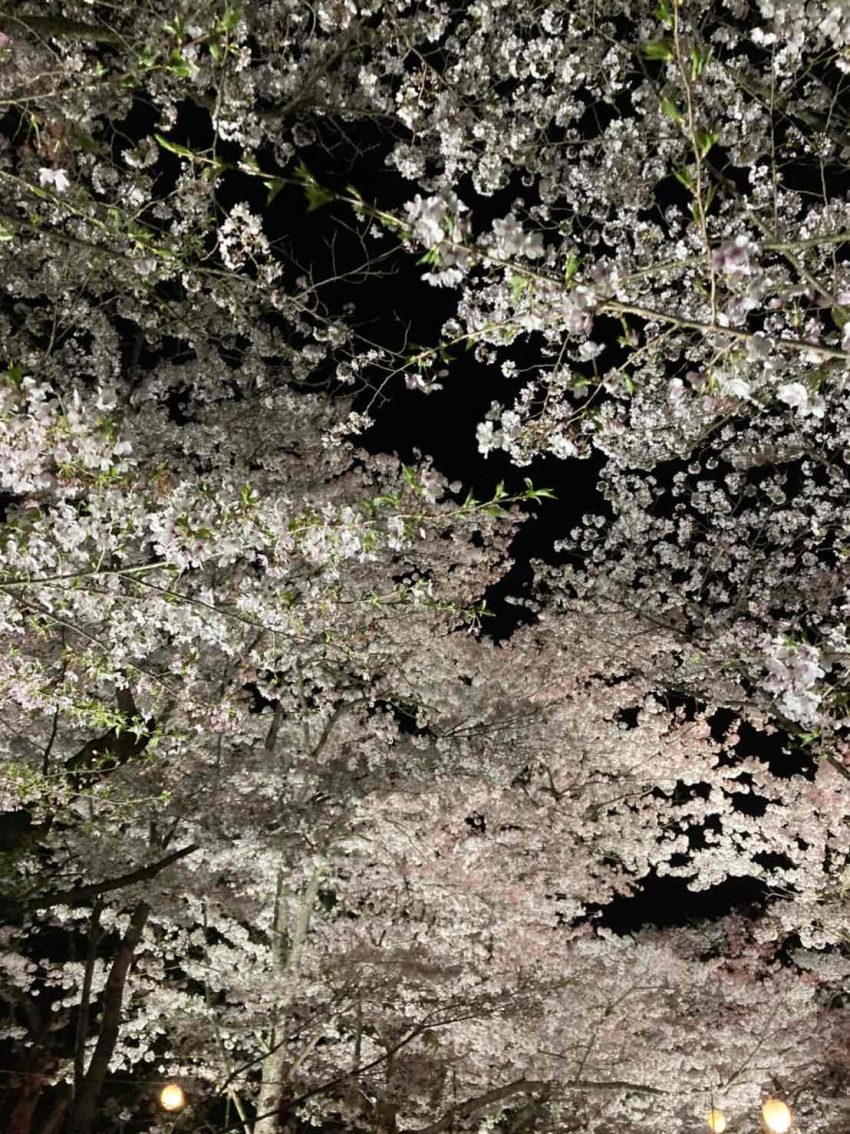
762, 1098, 792, 1133
159, 1083, 186, 1112
706, 1107, 727, 1133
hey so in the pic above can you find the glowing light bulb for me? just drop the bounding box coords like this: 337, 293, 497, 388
706, 1107, 727, 1133
762, 1098, 792, 1133
159, 1083, 186, 1112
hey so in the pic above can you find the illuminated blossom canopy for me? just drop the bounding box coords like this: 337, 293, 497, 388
0, 3, 849, 1133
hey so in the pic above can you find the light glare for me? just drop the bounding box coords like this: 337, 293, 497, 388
706, 1107, 727, 1133
159, 1083, 186, 1112
762, 1098, 792, 1133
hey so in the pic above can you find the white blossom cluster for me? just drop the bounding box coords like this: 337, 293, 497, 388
763, 638, 828, 727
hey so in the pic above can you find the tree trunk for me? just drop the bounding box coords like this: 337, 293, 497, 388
65, 901, 150, 1134
7, 1074, 45, 1134
35, 1082, 72, 1134
253, 868, 322, 1134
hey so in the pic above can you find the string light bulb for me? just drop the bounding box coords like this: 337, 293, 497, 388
706, 1107, 727, 1133
159, 1083, 186, 1112
761, 1098, 792, 1133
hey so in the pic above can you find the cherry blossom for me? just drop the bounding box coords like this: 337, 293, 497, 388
2, 3, 850, 1132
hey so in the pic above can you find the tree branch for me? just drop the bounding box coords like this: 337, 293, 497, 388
28, 844, 198, 911
564, 1078, 668, 1095
407, 1073, 668, 1134
5, 15, 123, 44
409, 1080, 550, 1134
823, 752, 850, 783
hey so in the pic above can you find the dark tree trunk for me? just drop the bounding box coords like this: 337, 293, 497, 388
7, 1074, 45, 1134
65, 901, 150, 1134
35, 1083, 73, 1134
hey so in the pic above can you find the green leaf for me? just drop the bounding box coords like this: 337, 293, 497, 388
642, 40, 673, 61
212, 158, 233, 180
295, 162, 335, 211
162, 15, 185, 40
694, 128, 719, 157
154, 133, 195, 159
689, 45, 713, 81
219, 6, 242, 31
660, 97, 683, 122
510, 274, 527, 301
3, 362, 23, 386
137, 46, 159, 69
264, 177, 285, 204
674, 165, 693, 190
305, 183, 335, 212
653, 0, 673, 25
522, 478, 556, 502
167, 49, 192, 77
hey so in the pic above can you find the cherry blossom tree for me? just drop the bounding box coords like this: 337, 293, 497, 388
1, 2, 850, 1133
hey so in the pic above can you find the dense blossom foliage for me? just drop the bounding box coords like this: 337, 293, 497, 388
1, 2, 850, 1133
